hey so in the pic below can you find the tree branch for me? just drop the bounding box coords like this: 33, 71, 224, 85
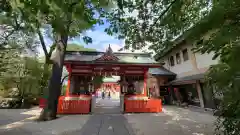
37, 27, 48, 57
47, 44, 56, 63
151, 0, 177, 27
0, 13, 23, 47
61, 75, 69, 85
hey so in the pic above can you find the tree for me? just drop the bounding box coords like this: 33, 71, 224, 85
106, 0, 210, 52
0, 50, 48, 107
93, 76, 104, 90
1, 0, 120, 120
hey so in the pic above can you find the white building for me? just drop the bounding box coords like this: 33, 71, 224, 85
156, 38, 219, 109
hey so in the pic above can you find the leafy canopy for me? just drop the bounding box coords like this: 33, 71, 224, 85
112, 1, 240, 135
106, 0, 210, 53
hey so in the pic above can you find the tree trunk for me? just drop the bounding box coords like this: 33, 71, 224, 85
38, 35, 67, 121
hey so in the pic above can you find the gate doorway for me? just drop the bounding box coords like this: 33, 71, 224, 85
93, 76, 121, 114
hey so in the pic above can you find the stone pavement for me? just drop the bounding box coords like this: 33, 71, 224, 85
0, 108, 35, 127
0, 99, 216, 135
125, 106, 216, 135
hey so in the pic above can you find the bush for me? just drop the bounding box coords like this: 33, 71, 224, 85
0, 98, 21, 108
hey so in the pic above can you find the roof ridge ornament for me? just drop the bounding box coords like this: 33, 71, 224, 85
95, 44, 119, 61
106, 44, 113, 54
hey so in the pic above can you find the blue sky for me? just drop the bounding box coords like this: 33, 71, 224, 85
39, 21, 124, 56
38, 20, 124, 56
69, 20, 124, 52
39, 18, 151, 56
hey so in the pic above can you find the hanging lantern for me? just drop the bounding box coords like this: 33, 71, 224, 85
88, 82, 93, 93
88, 76, 95, 93
121, 76, 128, 93
104, 72, 107, 77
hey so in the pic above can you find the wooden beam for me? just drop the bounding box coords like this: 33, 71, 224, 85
66, 65, 72, 96
143, 69, 148, 96
64, 62, 161, 68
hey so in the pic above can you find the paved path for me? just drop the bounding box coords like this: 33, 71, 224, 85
0, 99, 216, 135
0, 107, 40, 126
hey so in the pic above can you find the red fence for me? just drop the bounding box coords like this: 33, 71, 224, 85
124, 96, 162, 113
39, 95, 91, 114
57, 95, 91, 114
39, 98, 46, 108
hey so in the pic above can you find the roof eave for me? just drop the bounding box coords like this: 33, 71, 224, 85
64, 61, 161, 67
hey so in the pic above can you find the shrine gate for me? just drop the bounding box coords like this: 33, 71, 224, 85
41, 45, 163, 114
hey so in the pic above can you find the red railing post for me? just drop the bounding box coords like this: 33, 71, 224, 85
66, 65, 72, 96
143, 69, 148, 96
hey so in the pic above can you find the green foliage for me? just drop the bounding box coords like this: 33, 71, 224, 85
106, 0, 210, 52
66, 43, 96, 51
0, 0, 119, 119
109, 0, 240, 134
93, 76, 104, 85
179, 1, 240, 134
61, 85, 67, 96
0, 50, 50, 99
93, 76, 104, 89
205, 46, 240, 135
3, 0, 114, 41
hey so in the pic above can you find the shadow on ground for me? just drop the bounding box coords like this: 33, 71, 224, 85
0, 114, 136, 135
0, 100, 136, 135
60, 114, 135, 135
0, 101, 216, 135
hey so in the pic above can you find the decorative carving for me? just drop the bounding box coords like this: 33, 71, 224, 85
95, 45, 119, 61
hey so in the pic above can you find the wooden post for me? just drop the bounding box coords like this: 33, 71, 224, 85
66, 65, 72, 96
196, 80, 204, 108
143, 69, 148, 96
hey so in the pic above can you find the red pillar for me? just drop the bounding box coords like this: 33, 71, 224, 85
143, 69, 148, 96
66, 65, 72, 96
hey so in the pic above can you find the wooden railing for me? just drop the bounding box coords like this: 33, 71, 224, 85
124, 95, 162, 113
57, 95, 91, 114
39, 95, 91, 114
40, 94, 162, 114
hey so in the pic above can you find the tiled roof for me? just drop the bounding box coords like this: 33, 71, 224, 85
168, 73, 205, 85
64, 51, 159, 64
148, 67, 176, 76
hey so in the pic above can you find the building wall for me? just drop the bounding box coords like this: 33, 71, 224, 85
160, 41, 219, 109
162, 43, 195, 78
195, 51, 219, 73
161, 43, 219, 78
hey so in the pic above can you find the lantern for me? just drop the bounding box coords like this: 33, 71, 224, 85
88, 76, 94, 93
121, 76, 128, 93
88, 82, 94, 93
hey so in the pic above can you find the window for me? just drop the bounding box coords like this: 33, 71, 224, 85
169, 56, 174, 66
182, 49, 189, 61
176, 53, 181, 64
